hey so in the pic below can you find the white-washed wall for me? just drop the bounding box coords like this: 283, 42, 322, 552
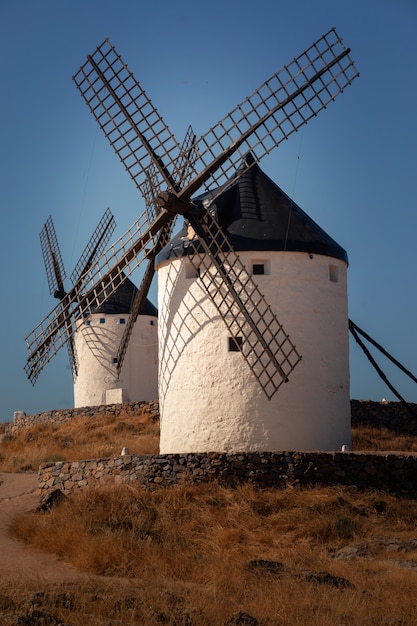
73, 313, 158, 407
157, 251, 350, 454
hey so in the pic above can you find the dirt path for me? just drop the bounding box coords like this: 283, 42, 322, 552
0, 472, 84, 581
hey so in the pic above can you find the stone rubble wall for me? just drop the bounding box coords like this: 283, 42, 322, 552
350, 399, 417, 435
7, 400, 160, 434
10, 399, 417, 434
38, 449, 417, 498
8, 399, 417, 497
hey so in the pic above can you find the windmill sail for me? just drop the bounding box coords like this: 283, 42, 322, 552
26, 29, 358, 396
40, 216, 67, 299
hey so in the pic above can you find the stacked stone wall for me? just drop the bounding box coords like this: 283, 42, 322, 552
350, 399, 417, 435
38, 450, 417, 498
10, 399, 417, 434
7, 399, 417, 497
7, 400, 160, 434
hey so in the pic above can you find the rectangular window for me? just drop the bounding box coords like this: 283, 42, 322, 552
329, 265, 339, 283
252, 263, 265, 275
119, 318, 126, 324
112, 357, 118, 364
251, 259, 270, 276
150, 320, 155, 326
100, 318, 105, 324
228, 336, 243, 352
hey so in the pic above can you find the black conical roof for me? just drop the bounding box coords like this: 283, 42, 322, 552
92, 274, 158, 316
156, 159, 347, 264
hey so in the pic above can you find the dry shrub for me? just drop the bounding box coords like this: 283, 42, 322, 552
0, 410, 159, 472
1, 571, 417, 626
3, 413, 416, 473
10, 482, 417, 624
352, 425, 417, 452
9, 483, 417, 569
8, 482, 417, 624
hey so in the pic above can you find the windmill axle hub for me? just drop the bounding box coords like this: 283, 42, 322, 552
157, 191, 203, 218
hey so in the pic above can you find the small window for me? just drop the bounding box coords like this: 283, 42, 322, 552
86, 320, 91, 326
251, 259, 270, 275
119, 318, 126, 324
150, 320, 155, 326
228, 336, 243, 352
112, 357, 118, 364
185, 262, 200, 279
329, 265, 339, 283
252, 263, 265, 275
100, 318, 106, 324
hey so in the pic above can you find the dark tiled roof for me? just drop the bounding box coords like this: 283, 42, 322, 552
92, 274, 158, 316
156, 159, 347, 264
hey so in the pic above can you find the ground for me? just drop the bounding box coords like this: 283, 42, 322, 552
0, 472, 82, 581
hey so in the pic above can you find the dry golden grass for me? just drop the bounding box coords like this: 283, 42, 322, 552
2, 413, 417, 623
352, 425, 417, 452
1, 412, 415, 475
0, 408, 159, 472
9, 482, 417, 625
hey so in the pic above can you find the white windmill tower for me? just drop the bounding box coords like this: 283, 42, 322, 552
73, 274, 158, 406
156, 155, 350, 452
25, 30, 358, 450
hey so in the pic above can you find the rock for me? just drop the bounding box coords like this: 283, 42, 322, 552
50, 592, 76, 611
225, 611, 259, 625
13, 411, 26, 423
374, 536, 417, 552
333, 543, 369, 560
246, 559, 284, 576
0, 594, 16, 612
37, 489, 66, 513
17, 609, 61, 625
389, 559, 417, 570
296, 570, 354, 589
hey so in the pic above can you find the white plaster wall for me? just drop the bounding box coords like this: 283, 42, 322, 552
157, 251, 350, 453
73, 313, 158, 408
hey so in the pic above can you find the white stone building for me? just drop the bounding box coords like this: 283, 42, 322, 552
155, 161, 351, 453
73, 275, 158, 407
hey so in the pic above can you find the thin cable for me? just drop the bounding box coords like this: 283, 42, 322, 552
283, 105, 308, 252
276, 105, 308, 298
70, 125, 100, 271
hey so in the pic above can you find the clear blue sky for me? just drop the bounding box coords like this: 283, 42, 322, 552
1, 0, 416, 421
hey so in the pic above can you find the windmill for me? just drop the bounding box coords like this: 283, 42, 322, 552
38, 208, 116, 380
38, 209, 159, 407
25, 28, 359, 451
